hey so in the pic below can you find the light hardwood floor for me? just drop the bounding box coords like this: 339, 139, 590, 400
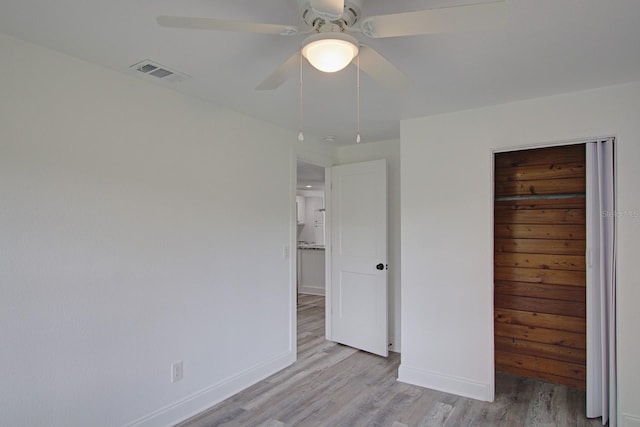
178, 294, 602, 427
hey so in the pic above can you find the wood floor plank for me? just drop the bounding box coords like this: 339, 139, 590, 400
256, 420, 285, 427
419, 402, 454, 426
442, 396, 484, 427
398, 391, 446, 427
367, 391, 423, 427
177, 294, 602, 427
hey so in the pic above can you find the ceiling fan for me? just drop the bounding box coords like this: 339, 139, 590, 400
157, 0, 507, 91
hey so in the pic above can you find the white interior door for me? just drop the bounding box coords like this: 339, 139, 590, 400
330, 159, 388, 357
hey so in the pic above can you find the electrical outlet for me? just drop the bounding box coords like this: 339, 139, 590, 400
171, 361, 183, 383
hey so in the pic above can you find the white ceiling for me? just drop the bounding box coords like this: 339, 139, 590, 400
2, 0, 640, 145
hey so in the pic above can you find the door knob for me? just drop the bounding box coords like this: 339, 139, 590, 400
376, 263, 384, 270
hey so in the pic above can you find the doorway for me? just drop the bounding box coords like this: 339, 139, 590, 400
296, 159, 327, 355
493, 144, 587, 388
293, 158, 389, 358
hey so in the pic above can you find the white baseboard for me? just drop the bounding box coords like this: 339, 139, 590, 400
299, 286, 325, 296
127, 350, 295, 427
397, 364, 492, 402
624, 413, 640, 427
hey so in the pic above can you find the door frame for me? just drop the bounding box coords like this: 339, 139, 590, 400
324, 165, 333, 340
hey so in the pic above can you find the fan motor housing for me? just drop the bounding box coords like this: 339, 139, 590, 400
296, 0, 363, 29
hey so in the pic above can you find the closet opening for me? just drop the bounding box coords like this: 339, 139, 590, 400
493, 140, 616, 424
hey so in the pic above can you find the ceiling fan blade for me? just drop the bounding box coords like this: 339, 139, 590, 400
355, 45, 412, 91
310, 0, 345, 20
255, 52, 300, 91
360, 0, 507, 39
157, 15, 299, 36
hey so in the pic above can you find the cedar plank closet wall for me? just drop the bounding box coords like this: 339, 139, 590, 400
494, 144, 587, 389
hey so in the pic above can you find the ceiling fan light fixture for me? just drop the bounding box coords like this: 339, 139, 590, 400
302, 33, 359, 73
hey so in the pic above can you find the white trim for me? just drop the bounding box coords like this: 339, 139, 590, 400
491, 134, 617, 154
397, 364, 492, 402
290, 149, 298, 355
324, 166, 333, 340
488, 148, 496, 402
126, 351, 295, 427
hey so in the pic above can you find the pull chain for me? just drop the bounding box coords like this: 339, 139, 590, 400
298, 51, 304, 142
356, 53, 361, 144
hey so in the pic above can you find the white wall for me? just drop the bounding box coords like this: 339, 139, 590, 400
336, 139, 401, 352
0, 33, 332, 427
399, 82, 640, 423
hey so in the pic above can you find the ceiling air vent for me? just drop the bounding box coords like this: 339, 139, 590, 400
129, 60, 189, 83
